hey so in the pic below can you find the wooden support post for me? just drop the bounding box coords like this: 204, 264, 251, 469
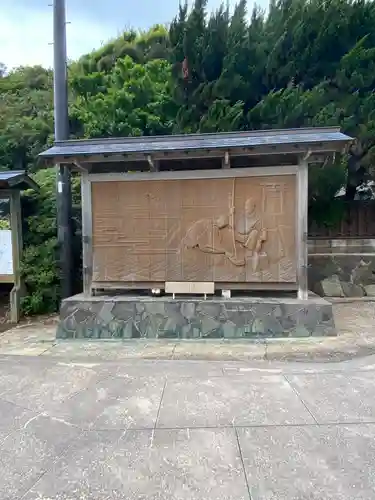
81, 170, 93, 295
222, 151, 230, 169
147, 156, 159, 172
10, 191, 23, 323
297, 159, 309, 300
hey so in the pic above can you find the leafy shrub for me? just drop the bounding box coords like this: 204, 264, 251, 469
20, 167, 81, 315
0, 218, 10, 229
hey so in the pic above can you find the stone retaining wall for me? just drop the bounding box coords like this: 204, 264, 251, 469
58, 294, 335, 340
308, 239, 375, 297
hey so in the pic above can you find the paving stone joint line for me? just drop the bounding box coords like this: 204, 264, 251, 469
282, 374, 319, 424
234, 425, 253, 500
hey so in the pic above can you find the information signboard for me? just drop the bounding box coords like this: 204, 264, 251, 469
0, 230, 13, 281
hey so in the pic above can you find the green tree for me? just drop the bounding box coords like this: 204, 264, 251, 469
71, 57, 176, 138
0, 66, 54, 171
2, 0, 375, 314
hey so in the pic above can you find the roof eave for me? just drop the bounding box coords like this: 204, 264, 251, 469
8, 175, 39, 192
38, 140, 352, 165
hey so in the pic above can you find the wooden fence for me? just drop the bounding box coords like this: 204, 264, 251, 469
308, 202, 375, 239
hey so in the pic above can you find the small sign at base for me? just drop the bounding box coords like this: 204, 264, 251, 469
165, 281, 215, 295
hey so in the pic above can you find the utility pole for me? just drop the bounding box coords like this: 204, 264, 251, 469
53, 0, 73, 299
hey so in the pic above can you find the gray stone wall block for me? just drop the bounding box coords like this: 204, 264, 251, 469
341, 282, 365, 297
58, 295, 335, 340
309, 254, 375, 298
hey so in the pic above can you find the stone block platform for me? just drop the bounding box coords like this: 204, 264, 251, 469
57, 293, 335, 339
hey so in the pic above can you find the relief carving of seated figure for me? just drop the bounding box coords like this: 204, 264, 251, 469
183, 197, 267, 268
234, 198, 267, 254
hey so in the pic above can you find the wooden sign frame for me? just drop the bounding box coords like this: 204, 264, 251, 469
80, 163, 309, 300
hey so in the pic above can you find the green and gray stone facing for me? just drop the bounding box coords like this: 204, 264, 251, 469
57, 294, 335, 339
308, 239, 375, 298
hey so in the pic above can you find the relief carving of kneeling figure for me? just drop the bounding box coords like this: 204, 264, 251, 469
183, 197, 267, 270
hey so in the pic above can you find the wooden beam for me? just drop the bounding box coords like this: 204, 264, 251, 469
56, 142, 348, 166
147, 155, 154, 171
81, 171, 93, 295
9, 191, 22, 323
147, 156, 159, 172
0, 275, 15, 283
297, 159, 309, 300
72, 158, 89, 172
222, 151, 230, 169
88, 166, 298, 183
91, 280, 298, 292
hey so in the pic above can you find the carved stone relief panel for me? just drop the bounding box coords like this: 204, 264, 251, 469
91, 174, 296, 285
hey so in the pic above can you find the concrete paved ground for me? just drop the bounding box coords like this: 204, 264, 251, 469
0, 300, 374, 499
1, 354, 375, 499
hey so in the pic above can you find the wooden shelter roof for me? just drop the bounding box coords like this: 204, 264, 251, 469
39, 127, 352, 167
0, 170, 39, 191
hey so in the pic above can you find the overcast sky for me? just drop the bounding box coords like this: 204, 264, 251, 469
0, 0, 265, 70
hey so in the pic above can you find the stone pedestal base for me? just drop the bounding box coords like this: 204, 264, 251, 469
57, 293, 335, 339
